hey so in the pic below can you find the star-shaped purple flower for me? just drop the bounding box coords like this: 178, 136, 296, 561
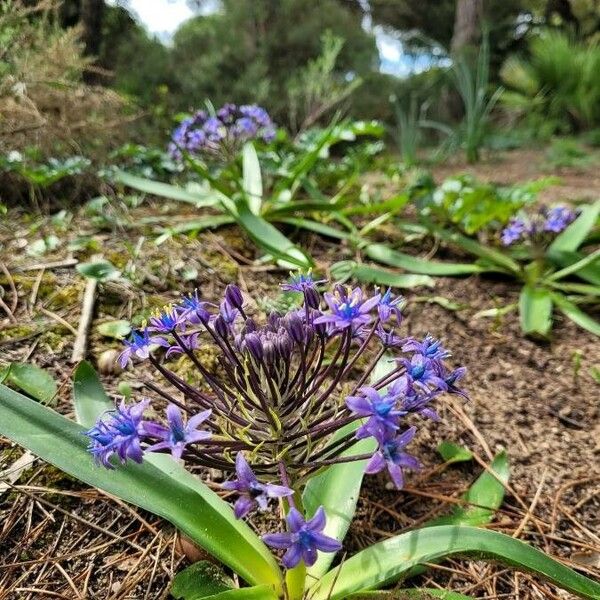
365, 427, 420, 488
400, 354, 447, 392
118, 328, 167, 368
222, 453, 293, 519
346, 386, 403, 439
178, 291, 212, 325
85, 399, 150, 469
501, 218, 528, 246
377, 288, 404, 323
262, 506, 342, 569
145, 405, 212, 460
402, 334, 450, 360
148, 305, 185, 333
315, 287, 380, 330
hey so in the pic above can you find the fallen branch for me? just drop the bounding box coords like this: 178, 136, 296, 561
70, 277, 97, 364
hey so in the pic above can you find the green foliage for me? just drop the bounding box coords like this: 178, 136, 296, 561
168, 0, 376, 127
451, 36, 504, 163
0, 152, 91, 189
422, 174, 555, 235
171, 561, 234, 599
287, 31, 362, 132
545, 138, 593, 169
501, 31, 600, 132
118, 119, 387, 266
391, 95, 421, 167
417, 202, 600, 337
0, 363, 58, 405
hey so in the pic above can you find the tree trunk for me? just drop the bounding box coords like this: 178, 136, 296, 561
80, 0, 104, 58
450, 0, 483, 55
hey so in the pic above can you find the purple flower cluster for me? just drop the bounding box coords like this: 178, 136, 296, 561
501, 205, 577, 246
86, 273, 465, 569
168, 103, 276, 161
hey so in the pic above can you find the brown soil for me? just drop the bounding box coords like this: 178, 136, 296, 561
0, 148, 599, 599
431, 147, 600, 204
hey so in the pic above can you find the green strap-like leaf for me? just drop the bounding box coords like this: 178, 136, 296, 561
311, 525, 600, 600
234, 202, 313, 268
426, 224, 520, 274
204, 586, 279, 599
72, 361, 114, 427
547, 250, 600, 286
115, 170, 220, 207
426, 452, 509, 527
242, 143, 263, 215
4, 363, 58, 405
342, 194, 409, 217
303, 356, 397, 580
549, 201, 600, 253
331, 261, 435, 289
436, 441, 473, 464
275, 217, 352, 241
546, 249, 600, 282
171, 561, 234, 599
347, 589, 474, 599
519, 286, 553, 337
551, 292, 600, 336
364, 244, 485, 276
0, 384, 283, 590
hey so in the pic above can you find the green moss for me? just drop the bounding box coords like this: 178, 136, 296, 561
0, 323, 38, 342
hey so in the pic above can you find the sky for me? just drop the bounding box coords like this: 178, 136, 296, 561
109, 0, 427, 77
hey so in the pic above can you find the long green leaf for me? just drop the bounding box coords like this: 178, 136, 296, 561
551, 292, 600, 336
426, 452, 509, 527
331, 261, 435, 289
303, 357, 396, 579
427, 224, 520, 274
311, 525, 600, 600
171, 561, 233, 599
0, 384, 282, 590
276, 217, 351, 240
546, 249, 600, 282
347, 590, 474, 599
549, 201, 600, 253
242, 143, 263, 215
519, 286, 553, 337
342, 194, 410, 217
303, 422, 376, 579
205, 586, 279, 600
3, 363, 58, 405
115, 170, 219, 207
234, 202, 312, 268
547, 250, 600, 286
364, 244, 485, 276
72, 361, 114, 427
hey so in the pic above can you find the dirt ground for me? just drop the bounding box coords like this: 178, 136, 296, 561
0, 148, 599, 599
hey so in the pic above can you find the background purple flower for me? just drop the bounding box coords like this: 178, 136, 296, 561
168, 103, 276, 161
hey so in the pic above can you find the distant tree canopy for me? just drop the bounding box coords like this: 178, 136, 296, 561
170, 0, 377, 120
52, 0, 600, 131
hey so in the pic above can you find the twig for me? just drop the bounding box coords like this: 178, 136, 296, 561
70, 277, 97, 363
20, 258, 78, 272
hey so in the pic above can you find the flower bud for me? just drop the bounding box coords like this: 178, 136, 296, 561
213, 315, 229, 339
285, 313, 304, 344
225, 284, 244, 310
244, 332, 263, 361
304, 287, 320, 309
